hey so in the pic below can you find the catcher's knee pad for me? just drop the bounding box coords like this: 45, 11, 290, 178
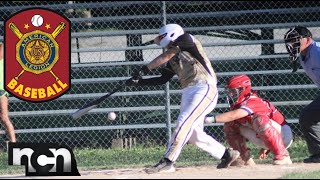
224, 121, 241, 135
251, 114, 270, 131
253, 116, 288, 159
224, 122, 249, 159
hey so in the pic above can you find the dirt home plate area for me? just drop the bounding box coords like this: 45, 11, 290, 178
2, 163, 320, 179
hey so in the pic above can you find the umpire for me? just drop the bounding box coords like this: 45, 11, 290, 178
284, 26, 320, 163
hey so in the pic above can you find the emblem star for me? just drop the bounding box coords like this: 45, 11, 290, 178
45, 24, 51, 29
24, 24, 30, 29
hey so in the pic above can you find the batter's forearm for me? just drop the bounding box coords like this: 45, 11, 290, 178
146, 48, 179, 71
147, 54, 172, 70
139, 76, 171, 86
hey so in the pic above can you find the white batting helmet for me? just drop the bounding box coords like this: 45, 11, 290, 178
158, 24, 184, 48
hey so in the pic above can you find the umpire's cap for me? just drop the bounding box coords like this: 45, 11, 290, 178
285, 26, 312, 40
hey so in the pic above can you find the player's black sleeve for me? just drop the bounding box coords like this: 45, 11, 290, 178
138, 64, 175, 86
171, 33, 195, 50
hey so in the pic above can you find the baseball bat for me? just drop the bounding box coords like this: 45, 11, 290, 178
9, 22, 23, 39
141, 39, 154, 46
52, 22, 66, 38
71, 85, 123, 120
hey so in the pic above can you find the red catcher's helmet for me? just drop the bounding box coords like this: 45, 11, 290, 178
225, 75, 252, 107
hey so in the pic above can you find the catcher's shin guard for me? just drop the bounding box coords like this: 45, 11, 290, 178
224, 122, 251, 161
252, 115, 288, 160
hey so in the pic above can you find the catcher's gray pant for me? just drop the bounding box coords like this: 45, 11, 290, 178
240, 122, 293, 149
299, 94, 320, 156
164, 83, 226, 162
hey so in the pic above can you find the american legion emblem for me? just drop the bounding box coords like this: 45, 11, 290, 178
4, 8, 71, 102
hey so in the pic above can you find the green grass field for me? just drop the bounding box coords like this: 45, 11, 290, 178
0, 138, 319, 178
281, 170, 320, 179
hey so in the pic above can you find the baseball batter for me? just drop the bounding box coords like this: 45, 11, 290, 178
205, 75, 293, 165
126, 24, 240, 174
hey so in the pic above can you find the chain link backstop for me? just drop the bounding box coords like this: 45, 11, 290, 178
0, 1, 320, 150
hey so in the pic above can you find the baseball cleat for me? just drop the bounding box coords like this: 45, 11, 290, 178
273, 156, 292, 165
217, 148, 240, 169
145, 158, 176, 174
303, 154, 320, 163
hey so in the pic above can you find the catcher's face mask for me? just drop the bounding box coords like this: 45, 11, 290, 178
284, 28, 302, 72
226, 87, 243, 107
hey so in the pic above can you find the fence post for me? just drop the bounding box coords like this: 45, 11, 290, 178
161, 1, 172, 143
260, 28, 274, 98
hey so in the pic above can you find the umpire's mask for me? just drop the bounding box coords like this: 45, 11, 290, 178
284, 26, 312, 72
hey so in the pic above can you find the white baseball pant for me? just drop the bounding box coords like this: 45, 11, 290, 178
164, 83, 226, 161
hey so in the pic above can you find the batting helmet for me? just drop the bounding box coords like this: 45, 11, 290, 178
158, 24, 184, 48
284, 26, 312, 72
225, 75, 252, 107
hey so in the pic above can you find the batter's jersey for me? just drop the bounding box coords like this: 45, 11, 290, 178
166, 33, 217, 88
233, 92, 287, 127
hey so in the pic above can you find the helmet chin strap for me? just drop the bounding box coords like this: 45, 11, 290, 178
226, 96, 232, 108
286, 45, 300, 73
291, 59, 298, 73
289, 52, 300, 73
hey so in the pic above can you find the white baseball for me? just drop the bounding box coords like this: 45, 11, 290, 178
31, 14, 43, 27
108, 112, 117, 121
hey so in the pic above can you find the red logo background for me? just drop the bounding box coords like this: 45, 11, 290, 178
4, 8, 71, 102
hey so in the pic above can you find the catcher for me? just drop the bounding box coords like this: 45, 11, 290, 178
205, 75, 293, 165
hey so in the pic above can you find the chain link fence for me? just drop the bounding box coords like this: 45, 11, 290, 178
1, 1, 320, 150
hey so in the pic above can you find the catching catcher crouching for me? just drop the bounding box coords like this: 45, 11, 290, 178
205, 75, 293, 165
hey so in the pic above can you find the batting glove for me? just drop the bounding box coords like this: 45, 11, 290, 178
125, 77, 140, 86
204, 116, 216, 123
126, 65, 151, 86
133, 65, 150, 78
141, 65, 151, 74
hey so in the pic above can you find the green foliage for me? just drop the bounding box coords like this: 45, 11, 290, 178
285, 137, 309, 162
73, 145, 214, 170
281, 170, 320, 179
0, 152, 24, 175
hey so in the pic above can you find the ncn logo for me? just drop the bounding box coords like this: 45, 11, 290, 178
8, 142, 80, 176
